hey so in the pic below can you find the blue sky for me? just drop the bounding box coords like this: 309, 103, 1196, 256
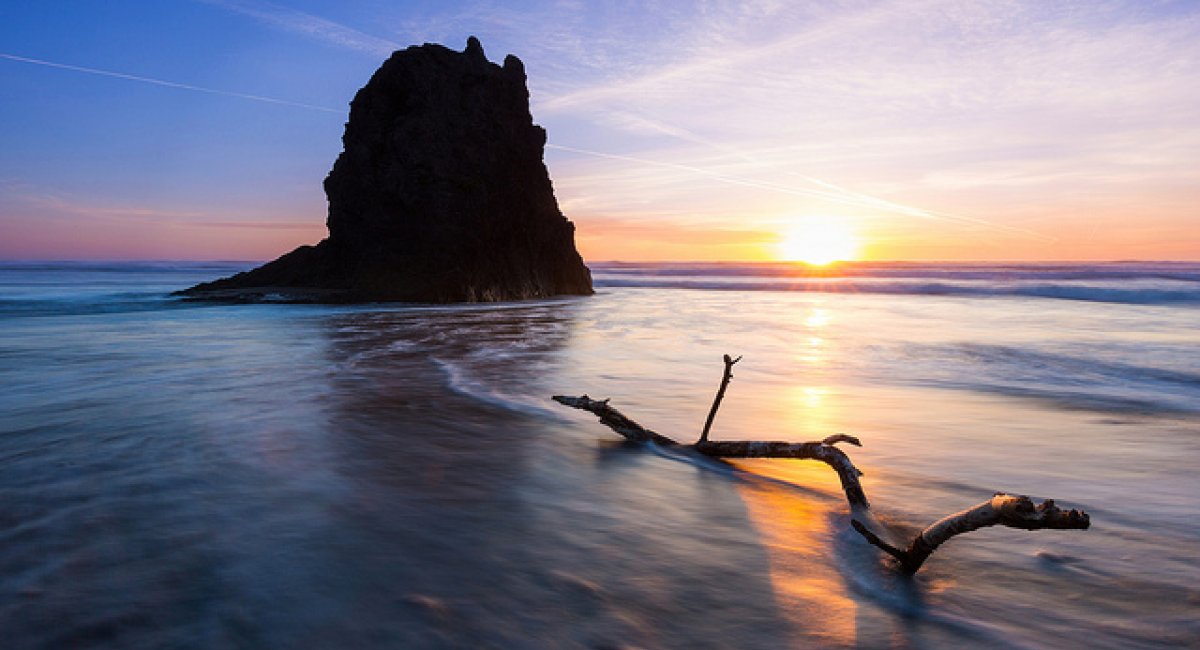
2, 0, 1198, 260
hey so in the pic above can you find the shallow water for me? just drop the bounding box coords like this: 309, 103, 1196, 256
1, 262, 1197, 648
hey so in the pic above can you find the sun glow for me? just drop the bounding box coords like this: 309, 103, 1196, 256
776, 216, 860, 265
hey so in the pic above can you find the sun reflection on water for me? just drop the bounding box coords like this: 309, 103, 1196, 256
799, 386, 826, 408
795, 306, 832, 366
804, 308, 832, 329
779, 384, 840, 440
734, 481, 858, 646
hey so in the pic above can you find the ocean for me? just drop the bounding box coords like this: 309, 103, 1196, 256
1, 261, 1197, 648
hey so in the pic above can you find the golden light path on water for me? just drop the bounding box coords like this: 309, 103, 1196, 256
734, 480, 858, 646
3, 262, 1197, 646
722, 301, 859, 644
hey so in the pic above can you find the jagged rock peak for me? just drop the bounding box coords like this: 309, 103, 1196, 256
181, 37, 592, 303
465, 35, 485, 60
503, 54, 525, 77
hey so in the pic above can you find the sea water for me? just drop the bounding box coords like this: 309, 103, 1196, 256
1, 261, 1197, 648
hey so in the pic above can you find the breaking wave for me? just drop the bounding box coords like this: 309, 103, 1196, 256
591, 262, 1200, 306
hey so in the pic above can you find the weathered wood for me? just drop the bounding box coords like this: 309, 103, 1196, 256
552, 394, 869, 508
821, 433, 861, 447
699, 354, 741, 443
694, 440, 868, 508
551, 395, 679, 447
553, 355, 1091, 574
852, 493, 1090, 574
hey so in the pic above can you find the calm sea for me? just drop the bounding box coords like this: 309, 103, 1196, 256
1, 261, 1197, 648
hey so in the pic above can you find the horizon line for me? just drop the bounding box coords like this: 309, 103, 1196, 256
2, 258, 1197, 265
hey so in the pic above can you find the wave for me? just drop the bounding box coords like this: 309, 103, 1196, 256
0, 261, 257, 274
591, 261, 1200, 281
591, 262, 1200, 306
431, 356, 569, 420
0, 295, 200, 318
593, 277, 1200, 305
932, 381, 1199, 415
896, 343, 1200, 415
946, 343, 1200, 388
0, 262, 260, 318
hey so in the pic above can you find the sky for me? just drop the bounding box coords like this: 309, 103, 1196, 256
1, 0, 1198, 262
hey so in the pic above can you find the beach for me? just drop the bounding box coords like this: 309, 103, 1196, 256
1, 261, 1197, 648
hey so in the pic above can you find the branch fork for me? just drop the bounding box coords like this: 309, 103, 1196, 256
552, 354, 1091, 574
852, 493, 1089, 574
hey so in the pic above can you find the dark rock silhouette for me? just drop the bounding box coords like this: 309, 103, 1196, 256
182, 37, 592, 303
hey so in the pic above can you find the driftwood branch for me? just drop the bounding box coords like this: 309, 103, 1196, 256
699, 354, 741, 443
821, 433, 861, 447
550, 395, 678, 447
695, 440, 868, 508
851, 493, 1090, 574
551, 394, 869, 508
553, 354, 1091, 573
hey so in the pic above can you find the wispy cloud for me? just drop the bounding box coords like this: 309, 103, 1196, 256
198, 0, 399, 57
548, 144, 1054, 240
5, 0, 1198, 260
0, 52, 342, 113
525, 0, 1200, 258
538, 0, 927, 112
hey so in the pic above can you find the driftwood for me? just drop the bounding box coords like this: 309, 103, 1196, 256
552, 355, 1090, 574
700, 354, 740, 443
851, 494, 1089, 574
551, 395, 868, 508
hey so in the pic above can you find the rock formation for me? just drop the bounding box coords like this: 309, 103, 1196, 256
182, 37, 592, 302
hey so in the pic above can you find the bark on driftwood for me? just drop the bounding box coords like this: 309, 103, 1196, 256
851, 494, 1089, 574
552, 355, 1091, 574
700, 354, 740, 443
551, 395, 868, 508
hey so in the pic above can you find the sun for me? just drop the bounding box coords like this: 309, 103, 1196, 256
776, 216, 860, 265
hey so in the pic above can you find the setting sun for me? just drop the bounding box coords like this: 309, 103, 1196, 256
776, 216, 860, 265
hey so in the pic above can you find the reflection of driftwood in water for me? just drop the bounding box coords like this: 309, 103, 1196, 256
552, 355, 1090, 575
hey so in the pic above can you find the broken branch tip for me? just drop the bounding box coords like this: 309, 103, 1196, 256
821, 433, 863, 447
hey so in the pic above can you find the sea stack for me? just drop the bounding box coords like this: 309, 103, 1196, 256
183, 37, 592, 302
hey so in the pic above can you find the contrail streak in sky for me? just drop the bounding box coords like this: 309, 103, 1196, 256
1, 50, 1054, 243
0, 52, 342, 113
547, 143, 1054, 240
